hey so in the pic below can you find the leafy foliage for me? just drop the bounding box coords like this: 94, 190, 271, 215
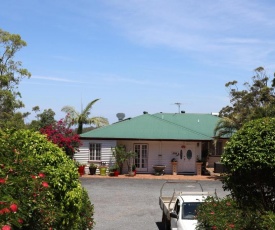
221, 117, 275, 212
112, 145, 127, 173
0, 28, 31, 129
259, 211, 275, 229
197, 196, 264, 229
215, 67, 275, 138
40, 118, 82, 158
0, 129, 94, 229
62, 99, 109, 134
27, 107, 56, 131
112, 146, 137, 173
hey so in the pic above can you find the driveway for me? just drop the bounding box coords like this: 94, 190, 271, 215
81, 177, 229, 230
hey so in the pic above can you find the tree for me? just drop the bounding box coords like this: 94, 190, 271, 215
0, 28, 31, 129
40, 118, 81, 158
214, 116, 237, 139
27, 107, 56, 130
61, 99, 109, 134
221, 117, 275, 212
215, 67, 275, 138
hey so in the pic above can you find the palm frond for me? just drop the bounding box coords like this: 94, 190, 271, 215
82, 99, 100, 115
87, 117, 109, 128
214, 117, 237, 139
61, 106, 79, 118
61, 99, 108, 134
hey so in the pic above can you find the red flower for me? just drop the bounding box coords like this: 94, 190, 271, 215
18, 218, 24, 224
10, 203, 18, 213
210, 211, 215, 215
0, 178, 6, 184
0, 208, 10, 214
211, 226, 217, 230
42, 181, 49, 188
2, 225, 11, 230
39, 173, 45, 178
31, 175, 36, 179
228, 223, 235, 228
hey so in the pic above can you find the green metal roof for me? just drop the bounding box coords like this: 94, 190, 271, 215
80, 113, 221, 140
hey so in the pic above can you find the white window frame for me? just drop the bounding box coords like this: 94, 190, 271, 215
134, 143, 148, 171
89, 143, 101, 161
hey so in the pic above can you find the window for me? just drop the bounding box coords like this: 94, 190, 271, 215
134, 144, 148, 170
174, 200, 180, 215
89, 143, 101, 160
182, 202, 201, 219
215, 141, 223, 156
208, 141, 224, 156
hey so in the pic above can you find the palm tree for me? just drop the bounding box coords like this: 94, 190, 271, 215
213, 116, 238, 147
61, 99, 109, 134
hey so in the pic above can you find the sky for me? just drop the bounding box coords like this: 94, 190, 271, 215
1, 0, 275, 125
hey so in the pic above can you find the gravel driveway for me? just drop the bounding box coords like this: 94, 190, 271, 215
81, 178, 229, 230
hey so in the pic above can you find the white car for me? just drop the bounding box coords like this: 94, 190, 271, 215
159, 181, 208, 230
170, 195, 205, 230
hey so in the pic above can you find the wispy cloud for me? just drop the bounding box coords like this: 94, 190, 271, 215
32, 76, 84, 83
103, 75, 185, 88
99, 0, 275, 68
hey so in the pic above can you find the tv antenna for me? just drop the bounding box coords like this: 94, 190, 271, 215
174, 102, 182, 113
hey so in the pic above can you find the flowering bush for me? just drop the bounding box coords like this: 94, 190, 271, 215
0, 129, 94, 229
40, 118, 82, 158
0, 146, 58, 229
196, 196, 267, 229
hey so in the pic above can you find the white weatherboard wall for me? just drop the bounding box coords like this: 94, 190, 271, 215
74, 139, 117, 174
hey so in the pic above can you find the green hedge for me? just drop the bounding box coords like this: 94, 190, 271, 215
0, 129, 94, 229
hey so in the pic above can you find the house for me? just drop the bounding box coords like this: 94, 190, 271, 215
74, 112, 227, 175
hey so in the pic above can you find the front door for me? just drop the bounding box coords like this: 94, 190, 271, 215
134, 144, 148, 172
178, 144, 196, 173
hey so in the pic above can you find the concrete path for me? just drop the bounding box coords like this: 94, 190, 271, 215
80, 167, 222, 181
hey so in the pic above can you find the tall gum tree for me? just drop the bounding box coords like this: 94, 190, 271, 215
0, 29, 31, 129
215, 67, 275, 138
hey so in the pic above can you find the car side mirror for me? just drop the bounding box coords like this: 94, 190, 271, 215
170, 211, 178, 219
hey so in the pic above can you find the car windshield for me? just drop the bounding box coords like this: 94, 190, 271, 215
181, 202, 201, 219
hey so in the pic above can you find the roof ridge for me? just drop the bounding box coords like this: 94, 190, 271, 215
80, 114, 143, 136
149, 113, 214, 139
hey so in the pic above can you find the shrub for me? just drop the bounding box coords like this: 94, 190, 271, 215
40, 118, 81, 158
221, 117, 275, 212
259, 211, 275, 229
0, 129, 94, 229
196, 196, 263, 229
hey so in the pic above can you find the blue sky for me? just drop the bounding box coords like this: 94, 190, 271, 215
1, 0, 275, 124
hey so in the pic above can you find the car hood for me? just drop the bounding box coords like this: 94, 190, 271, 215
178, 219, 197, 230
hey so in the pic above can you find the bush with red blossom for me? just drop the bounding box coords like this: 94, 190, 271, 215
40, 118, 82, 158
0, 129, 94, 229
196, 196, 269, 229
